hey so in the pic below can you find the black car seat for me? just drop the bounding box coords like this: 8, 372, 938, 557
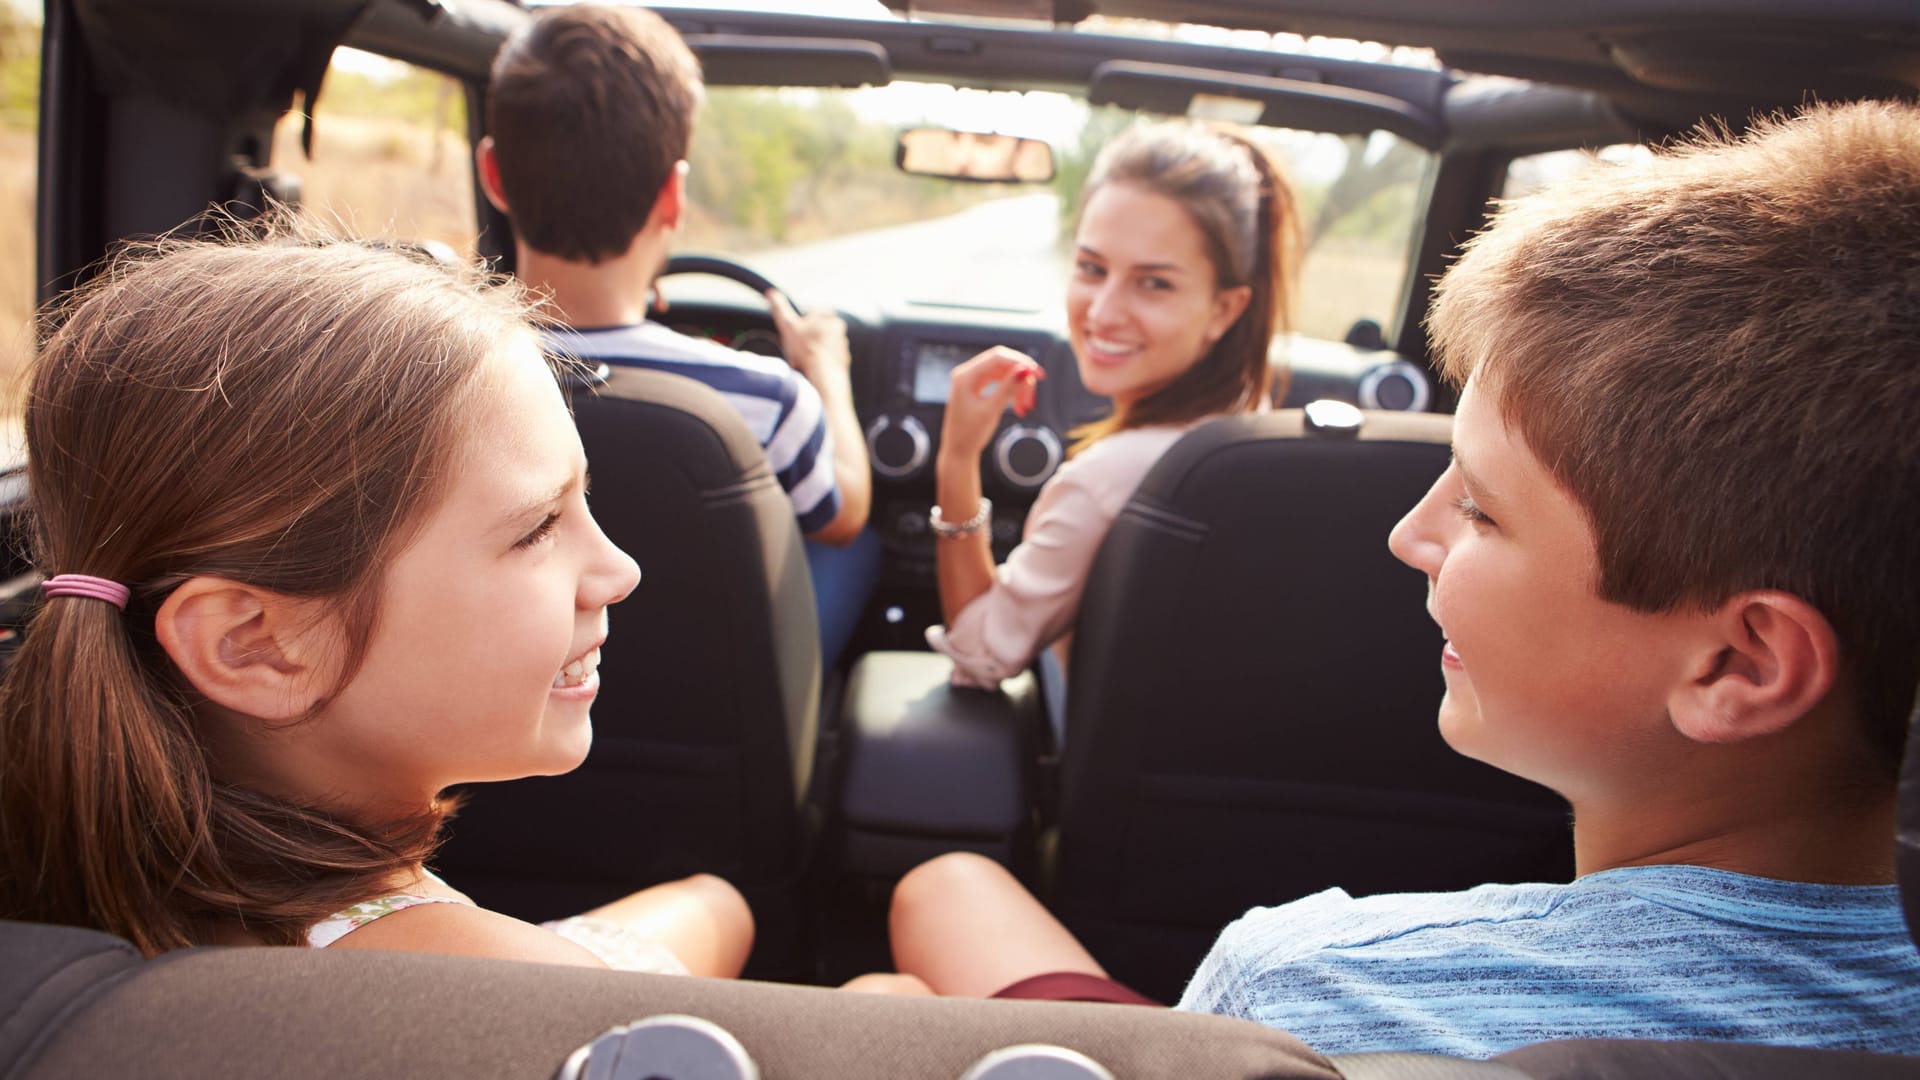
1051, 408, 1575, 1002
433, 365, 821, 974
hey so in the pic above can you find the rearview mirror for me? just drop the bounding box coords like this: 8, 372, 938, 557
896, 127, 1055, 183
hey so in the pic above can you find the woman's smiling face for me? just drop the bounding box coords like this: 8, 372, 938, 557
1066, 182, 1250, 410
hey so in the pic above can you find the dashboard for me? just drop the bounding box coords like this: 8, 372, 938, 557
659, 297, 1436, 590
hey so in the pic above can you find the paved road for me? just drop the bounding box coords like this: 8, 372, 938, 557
691, 191, 1069, 314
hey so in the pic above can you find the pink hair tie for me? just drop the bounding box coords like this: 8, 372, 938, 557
41, 574, 132, 611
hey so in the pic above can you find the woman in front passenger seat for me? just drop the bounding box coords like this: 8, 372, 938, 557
926, 121, 1302, 704
0, 225, 752, 977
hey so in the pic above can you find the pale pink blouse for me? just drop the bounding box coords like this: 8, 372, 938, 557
927, 420, 1208, 688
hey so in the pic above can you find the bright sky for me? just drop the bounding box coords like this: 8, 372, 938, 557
644, 0, 891, 13
338, 1, 1435, 172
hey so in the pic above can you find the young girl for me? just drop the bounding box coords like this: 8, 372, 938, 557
0, 230, 752, 976
925, 121, 1302, 694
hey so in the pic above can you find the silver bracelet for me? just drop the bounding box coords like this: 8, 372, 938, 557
929, 497, 992, 540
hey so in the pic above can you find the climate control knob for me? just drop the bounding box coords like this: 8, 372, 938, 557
867, 414, 931, 480
993, 424, 1063, 490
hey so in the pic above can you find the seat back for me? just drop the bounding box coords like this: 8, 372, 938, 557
0, 921, 143, 1078
434, 367, 820, 971
0, 920, 1340, 1080
1055, 409, 1573, 1002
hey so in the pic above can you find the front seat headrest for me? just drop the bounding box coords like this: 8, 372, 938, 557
1896, 677, 1920, 947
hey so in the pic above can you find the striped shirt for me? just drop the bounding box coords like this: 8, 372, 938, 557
1176, 864, 1920, 1059
550, 322, 840, 534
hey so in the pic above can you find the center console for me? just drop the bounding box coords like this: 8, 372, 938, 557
834, 650, 1042, 879
862, 320, 1091, 584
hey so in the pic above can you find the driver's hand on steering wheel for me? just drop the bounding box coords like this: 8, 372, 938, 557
766, 289, 851, 385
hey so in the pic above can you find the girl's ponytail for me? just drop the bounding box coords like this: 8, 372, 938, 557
0, 580, 206, 952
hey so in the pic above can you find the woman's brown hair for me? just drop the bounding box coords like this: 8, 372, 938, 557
0, 226, 536, 954
1071, 121, 1304, 453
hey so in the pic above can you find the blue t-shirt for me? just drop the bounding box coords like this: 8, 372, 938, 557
548, 322, 840, 534
1176, 865, 1920, 1059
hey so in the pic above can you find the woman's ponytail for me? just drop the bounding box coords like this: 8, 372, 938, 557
1216, 127, 1303, 408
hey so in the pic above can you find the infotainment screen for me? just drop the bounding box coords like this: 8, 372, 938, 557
911, 341, 977, 404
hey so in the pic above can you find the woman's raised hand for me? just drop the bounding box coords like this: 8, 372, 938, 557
939, 346, 1044, 462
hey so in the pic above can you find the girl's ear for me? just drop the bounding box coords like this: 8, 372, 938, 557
155, 577, 338, 722
1668, 591, 1840, 745
1204, 283, 1253, 347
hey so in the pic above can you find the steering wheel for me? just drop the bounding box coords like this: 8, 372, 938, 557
658, 254, 797, 314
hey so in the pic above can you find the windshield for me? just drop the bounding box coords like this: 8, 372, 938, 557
675, 82, 1431, 345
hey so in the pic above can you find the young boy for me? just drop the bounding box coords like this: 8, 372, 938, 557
880, 99, 1920, 1058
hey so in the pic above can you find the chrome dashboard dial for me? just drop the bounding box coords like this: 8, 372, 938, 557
867, 414, 931, 480
1358, 359, 1431, 412
992, 424, 1062, 490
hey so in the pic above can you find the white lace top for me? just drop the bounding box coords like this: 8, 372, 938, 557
305, 892, 689, 975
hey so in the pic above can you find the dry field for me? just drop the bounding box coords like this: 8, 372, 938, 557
272, 110, 478, 255
0, 115, 478, 413
1295, 237, 1414, 345
0, 128, 33, 408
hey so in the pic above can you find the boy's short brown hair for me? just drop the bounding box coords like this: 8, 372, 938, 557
1428, 100, 1920, 773
485, 5, 702, 263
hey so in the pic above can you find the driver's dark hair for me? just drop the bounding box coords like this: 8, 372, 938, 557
1070, 122, 1303, 453
0, 220, 534, 955
486, 4, 703, 263
1429, 100, 1920, 777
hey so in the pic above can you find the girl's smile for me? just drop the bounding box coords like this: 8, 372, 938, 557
259, 336, 640, 810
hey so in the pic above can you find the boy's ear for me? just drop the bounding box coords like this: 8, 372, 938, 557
650, 159, 690, 234
154, 577, 337, 723
1669, 591, 1840, 745
475, 136, 511, 215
